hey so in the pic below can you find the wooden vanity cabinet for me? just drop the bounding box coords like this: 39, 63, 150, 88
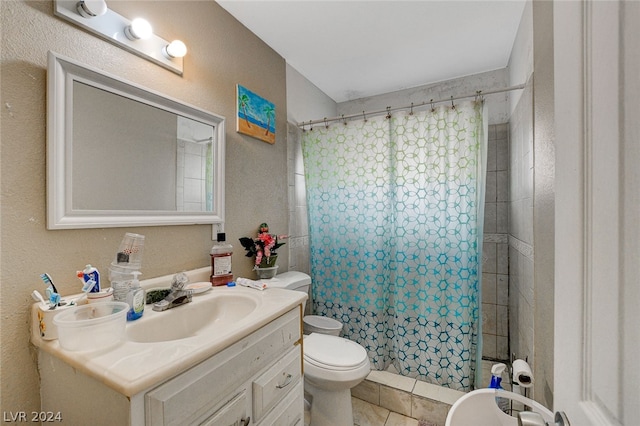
39, 307, 304, 426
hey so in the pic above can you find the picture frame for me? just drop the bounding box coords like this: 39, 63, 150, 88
236, 84, 275, 144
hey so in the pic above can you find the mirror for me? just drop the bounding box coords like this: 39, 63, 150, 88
47, 51, 225, 229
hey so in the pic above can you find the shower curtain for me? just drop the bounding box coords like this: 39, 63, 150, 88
302, 101, 487, 391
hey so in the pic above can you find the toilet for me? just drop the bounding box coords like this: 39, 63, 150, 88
266, 271, 371, 426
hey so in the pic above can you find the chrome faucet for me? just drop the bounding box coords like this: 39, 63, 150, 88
152, 272, 192, 312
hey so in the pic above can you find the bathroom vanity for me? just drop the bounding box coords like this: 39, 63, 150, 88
32, 268, 306, 425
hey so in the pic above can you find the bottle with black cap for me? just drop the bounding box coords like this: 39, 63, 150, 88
210, 232, 233, 286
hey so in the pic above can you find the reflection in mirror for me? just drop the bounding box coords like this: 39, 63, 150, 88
73, 83, 215, 212
47, 51, 225, 229
176, 116, 214, 212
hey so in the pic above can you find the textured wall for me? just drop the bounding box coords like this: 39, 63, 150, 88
337, 68, 511, 126
506, 0, 555, 408
1, 0, 287, 412
531, 0, 555, 409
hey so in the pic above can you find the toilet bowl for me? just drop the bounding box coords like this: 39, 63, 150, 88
303, 333, 370, 426
266, 272, 371, 426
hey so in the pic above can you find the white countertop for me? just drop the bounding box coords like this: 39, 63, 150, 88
31, 267, 306, 397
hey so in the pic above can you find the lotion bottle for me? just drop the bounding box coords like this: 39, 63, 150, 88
210, 233, 233, 286
126, 271, 145, 321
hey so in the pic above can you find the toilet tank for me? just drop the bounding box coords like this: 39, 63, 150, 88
267, 271, 311, 293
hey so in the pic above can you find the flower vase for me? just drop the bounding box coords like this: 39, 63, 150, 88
255, 265, 278, 279
255, 255, 278, 279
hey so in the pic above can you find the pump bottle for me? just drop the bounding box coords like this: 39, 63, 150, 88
126, 271, 145, 321
488, 362, 510, 413
210, 233, 233, 286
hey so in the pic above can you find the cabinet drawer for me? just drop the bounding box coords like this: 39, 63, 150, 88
199, 390, 249, 426
255, 380, 303, 426
252, 346, 301, 421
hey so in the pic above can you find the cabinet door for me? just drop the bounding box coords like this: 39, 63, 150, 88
199, 390, 249, 426
145, 309, 300, 425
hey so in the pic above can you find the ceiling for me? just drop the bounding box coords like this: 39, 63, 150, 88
216, 1, 526, 103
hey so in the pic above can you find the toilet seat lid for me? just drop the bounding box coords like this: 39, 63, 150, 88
304, 333, 368, 369
303, 315, 342, 330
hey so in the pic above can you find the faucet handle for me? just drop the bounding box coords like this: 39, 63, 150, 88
170, 272, 189, 291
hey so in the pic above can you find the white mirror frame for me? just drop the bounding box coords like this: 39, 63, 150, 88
47, 51, 225, 229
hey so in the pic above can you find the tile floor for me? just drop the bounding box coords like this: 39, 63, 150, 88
304, 360, 502, 426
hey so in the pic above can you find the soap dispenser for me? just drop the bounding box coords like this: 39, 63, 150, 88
488, 362, 510, 414
126, 271, 145, 321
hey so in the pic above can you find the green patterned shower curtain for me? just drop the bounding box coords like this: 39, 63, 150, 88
302, 101, 487, 391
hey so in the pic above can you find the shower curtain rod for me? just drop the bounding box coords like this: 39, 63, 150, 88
298, 83, 526, 128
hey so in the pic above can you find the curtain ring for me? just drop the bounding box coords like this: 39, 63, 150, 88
450, 96, 456, 110
409, 102, 414, 116
309, 120, 313, 132
342, 114, 347, 125
362, 111, 367, 122
324, 118, 329, 129
430, 99, 435, 112
386, 106, 392, 119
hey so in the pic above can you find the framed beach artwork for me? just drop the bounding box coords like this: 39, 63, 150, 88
236, 85, 276, 144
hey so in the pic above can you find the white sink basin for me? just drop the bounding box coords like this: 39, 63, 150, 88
126, 292, 260, 343
31, 267, 308, 397
445, 388, 553, 426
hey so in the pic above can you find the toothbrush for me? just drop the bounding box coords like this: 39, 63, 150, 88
40, 273, 58, 293
41, 273, 61, 307
75, 279, 97, 305
82, 279, 97, 293
44, 287, 60, 308
32, 290, 53, 310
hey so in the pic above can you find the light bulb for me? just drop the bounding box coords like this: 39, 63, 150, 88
124, 18, 152, 40
163, 40, 187, 59
76, 0, 107, 18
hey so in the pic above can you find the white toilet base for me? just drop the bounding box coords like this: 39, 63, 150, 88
306, 380, 354, 426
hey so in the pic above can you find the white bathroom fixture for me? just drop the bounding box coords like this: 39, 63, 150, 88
304, 314, 342, 336
267, 271, 371, 426
124, 17, 153, 40
267, 272, 343, 335
163, 40, 188, 59
32, 267, 308, 424
445, 388, 554, 426
76, 0, 107, 18
53, 0, 185, 74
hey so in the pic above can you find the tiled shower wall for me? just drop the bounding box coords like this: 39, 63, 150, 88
287, 123, 311, 276
482, 123, 510, 361
508, 82, 535, 364
287, 122, 511, 360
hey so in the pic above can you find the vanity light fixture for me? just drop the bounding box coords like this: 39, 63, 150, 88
163, 40, 188, 59
124, 18, 153, 41
53, 0, 184, 75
